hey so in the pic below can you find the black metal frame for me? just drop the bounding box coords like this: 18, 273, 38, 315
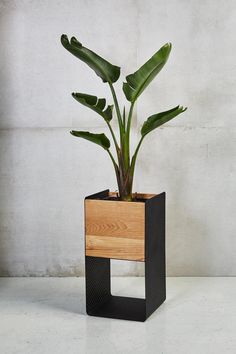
85, 190, 166, 322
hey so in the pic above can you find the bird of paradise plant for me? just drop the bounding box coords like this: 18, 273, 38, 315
61, 35, 187, 201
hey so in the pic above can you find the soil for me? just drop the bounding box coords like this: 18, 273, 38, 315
99, 195, 146, 203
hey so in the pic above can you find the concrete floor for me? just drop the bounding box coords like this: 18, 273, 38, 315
0, 277, 235, 354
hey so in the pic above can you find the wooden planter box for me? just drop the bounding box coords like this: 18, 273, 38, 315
85, 189, 166, 322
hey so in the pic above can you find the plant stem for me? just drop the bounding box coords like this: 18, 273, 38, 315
130, 135, 145, 179
107, 85, 138, 201
108, 83, 127, 199
107, 148, 121, 192
117, 136, 144, 201
126, 102, 135, 133
108, 83, 124, 134
106, 120, 120, 154
107, 148, 118, 169
123, 102, 134, 171
122, 106, 126, 127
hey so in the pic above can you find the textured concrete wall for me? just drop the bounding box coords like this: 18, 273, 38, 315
0, 0, 235, 276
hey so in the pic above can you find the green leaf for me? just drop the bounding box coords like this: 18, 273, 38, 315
70, 131, 110, 149
61, 34, 120, 83
123, 43, 172, 102
141, 106, 187, 136
72, 93, 113, 122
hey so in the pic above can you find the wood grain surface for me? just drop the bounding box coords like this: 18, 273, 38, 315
85, 199, 146, 261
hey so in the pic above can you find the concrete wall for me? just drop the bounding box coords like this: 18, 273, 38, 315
0, 0, 235, 276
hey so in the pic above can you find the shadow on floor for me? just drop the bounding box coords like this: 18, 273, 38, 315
0, 278, 87, 315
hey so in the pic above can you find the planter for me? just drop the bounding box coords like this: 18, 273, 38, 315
85, 189, 166, 322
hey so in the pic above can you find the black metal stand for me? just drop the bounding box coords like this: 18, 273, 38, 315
85, 192, 166, 322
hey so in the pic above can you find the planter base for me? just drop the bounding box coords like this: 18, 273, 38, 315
85, 190, 166, 322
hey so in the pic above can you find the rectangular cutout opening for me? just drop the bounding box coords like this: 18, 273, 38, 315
111, 260, 145, 299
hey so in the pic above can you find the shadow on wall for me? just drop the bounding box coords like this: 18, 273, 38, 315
164, 130, 217, 276
168, 127, 235, 276
0, 8, 12, 276
135, 126, 220, 276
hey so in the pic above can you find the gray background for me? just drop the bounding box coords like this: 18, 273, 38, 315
0, 0, 235, 276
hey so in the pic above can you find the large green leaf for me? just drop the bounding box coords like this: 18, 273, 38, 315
141, 106, 187, 136
61, 35, 120, 83
123, 43, 172, 102
70, 131, 110, 149
72, 93, 113, 122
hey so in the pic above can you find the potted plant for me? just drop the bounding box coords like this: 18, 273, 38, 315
61, 34, 187, 321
